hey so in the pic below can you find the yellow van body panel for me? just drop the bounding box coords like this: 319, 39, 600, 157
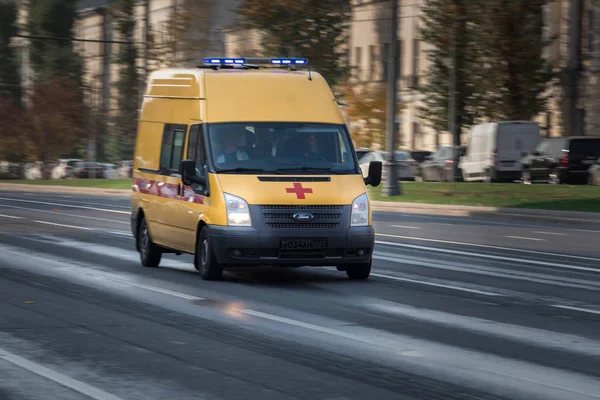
216, 174, 366, 207
202, 71, 343, 124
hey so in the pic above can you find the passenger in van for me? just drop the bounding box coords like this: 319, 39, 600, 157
214, 128, 249, 164
303, 133, 326, 160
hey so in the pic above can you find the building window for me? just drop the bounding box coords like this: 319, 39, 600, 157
354, 47, 362, 79
369, 45, 377, 81
412, 39, 420, 85
589, 8, 595, 54
397, 40, 403, 83
381, 43, 389, 81
412, 122, 420, 149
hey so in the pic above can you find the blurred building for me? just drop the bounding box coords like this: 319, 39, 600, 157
13, 0, 239, 159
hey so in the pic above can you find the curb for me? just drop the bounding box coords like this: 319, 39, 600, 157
1, 183, 599, 226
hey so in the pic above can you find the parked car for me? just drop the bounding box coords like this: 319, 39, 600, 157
101, 163, 118, 179
24, 162, 43, 180
117, 160, 133, 178
72, 161, 105, 179
588, 157, 600, 185
460, 121, 541, 182
520, 136, 600, 184
51, 158, 83, 180
407, 150, 432, 165
355, 147, 371, 161
417, 145, 467, 182
359, 151, 418, 181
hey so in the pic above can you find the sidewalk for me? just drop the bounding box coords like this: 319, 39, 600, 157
2, 183, 600, 226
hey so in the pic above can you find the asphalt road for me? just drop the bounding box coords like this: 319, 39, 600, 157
1, 189, 599, 400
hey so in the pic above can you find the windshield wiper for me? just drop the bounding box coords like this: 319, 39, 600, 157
274, 166, 343, 174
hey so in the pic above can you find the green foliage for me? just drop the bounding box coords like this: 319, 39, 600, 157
27, 0, 83, 85
419, 0, 552, 137
0, 0, 21, 102
236, 0, 352, 88
112, 0, 139, 160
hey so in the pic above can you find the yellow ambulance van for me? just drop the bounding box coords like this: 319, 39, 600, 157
131, 57, 382, 280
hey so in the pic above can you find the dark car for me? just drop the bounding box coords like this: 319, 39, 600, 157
72, 162, 105, 179
355, 147, 371, 161
408, 150, 432, 164
520, 136, 600, 184
417, 145, 466, 182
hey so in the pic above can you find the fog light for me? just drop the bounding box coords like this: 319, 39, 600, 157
357, 249, 365, 256
231, 249, 242, 257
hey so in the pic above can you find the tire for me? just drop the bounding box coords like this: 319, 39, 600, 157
195, 229, 224, 281
549, 169, 561, 184
138, 217, 162, 268
346, 260, 371, 280
483, 168, 495, 183
521, 170, 532, 184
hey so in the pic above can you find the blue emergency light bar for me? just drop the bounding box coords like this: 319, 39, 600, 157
203, 58, 246, 65
203, 57, 309, 66
270, 58, 308, 65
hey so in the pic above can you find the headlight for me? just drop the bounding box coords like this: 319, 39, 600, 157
351, 193, 369, 226
224, 193, 251, 226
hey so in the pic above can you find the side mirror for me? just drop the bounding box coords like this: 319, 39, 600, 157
364, 161, 382, 187
531, 150, 541, 157
180, 159, 206, 186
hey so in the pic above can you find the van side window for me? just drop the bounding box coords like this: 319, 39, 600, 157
159, 124, 187, 175
186, 124, 206, 166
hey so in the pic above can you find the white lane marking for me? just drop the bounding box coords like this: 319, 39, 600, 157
0, 347, 124, 400
373, 251, 600, 292
0, 213, 23, 219
0, 203, 128, 224
104, 278, 204, 301
108, 231, 132, 237
375, 240, 600, 273
506, 236, 546, 242
376, 233, 600, 263
360, 300, 600, 358
390, 225, 421, 229
551, 305, 600, 316
33, 220, 96, 231
533, 231, 567, 236
370, 273, 502, 297
0, 197, 129, 214
0, 194, 130, 210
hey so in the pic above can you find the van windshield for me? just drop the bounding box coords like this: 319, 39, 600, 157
207, 122, 358, 174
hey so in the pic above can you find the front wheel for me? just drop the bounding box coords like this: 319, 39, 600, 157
138, 217, 162, 267
195, 229, 224, 281
346, 260, 371, 280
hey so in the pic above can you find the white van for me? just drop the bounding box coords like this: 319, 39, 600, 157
459, 121, 541, 182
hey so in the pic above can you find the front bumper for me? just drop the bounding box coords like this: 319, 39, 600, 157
207, 225, 375, 267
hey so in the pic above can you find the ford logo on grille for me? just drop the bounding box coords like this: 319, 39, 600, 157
292, 212, 314, 222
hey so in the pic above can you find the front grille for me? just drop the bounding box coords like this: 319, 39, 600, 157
260, 205, 343, 211
266, 223, 339, 229
260, 204, 344, 229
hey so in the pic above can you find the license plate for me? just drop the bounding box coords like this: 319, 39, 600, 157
280, 239, 327, 250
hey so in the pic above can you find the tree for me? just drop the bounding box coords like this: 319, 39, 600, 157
475, 0, 552, 120
341, 81, 404, 149
418, 0, 483, 144
0, 0, 21, 103
112, 0, 140, 160
27, 0, 83, 85
148, 0, 215, 70
418, 0, 552, 139
236, 0, 352, 88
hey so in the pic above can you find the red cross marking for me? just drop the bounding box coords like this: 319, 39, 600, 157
285, 183, 313, 199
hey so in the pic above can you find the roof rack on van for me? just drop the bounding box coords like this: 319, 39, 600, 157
198, 57, 309, 71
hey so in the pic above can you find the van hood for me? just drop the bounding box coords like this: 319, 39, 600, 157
216, 174, 367, 205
